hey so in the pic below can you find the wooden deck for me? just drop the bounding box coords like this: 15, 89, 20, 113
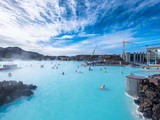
132, 70, 160, 73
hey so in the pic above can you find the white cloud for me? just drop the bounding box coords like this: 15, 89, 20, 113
54, 35, 75, 40
78, 33, 98, 38
0, 0, 103, 55
0, 0, 159, 55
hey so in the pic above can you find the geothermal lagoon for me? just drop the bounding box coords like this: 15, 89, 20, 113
0, 61, 148, 120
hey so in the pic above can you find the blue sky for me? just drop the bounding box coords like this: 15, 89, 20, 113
0, 0, 160, 55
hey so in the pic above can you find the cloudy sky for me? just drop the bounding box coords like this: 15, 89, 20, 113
0, 0, 160, 55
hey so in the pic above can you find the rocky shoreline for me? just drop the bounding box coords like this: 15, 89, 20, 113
86, 61, 140, 67
134, 78, 160, 120
0, 80, 37, 106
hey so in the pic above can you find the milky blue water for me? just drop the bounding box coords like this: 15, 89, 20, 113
0, 61, 143, 120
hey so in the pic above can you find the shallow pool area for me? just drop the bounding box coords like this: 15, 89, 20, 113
0, 61, 145, 120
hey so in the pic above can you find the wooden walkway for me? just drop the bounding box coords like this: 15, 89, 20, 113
132, 70, 160, 73
143, 65, 160, 69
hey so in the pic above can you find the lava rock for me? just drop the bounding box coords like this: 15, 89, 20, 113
0, 80, 37, 106
143, 109, 153, 119
152, 104, 160, 120
134, 99, 140, 105
136, 77, 160, 120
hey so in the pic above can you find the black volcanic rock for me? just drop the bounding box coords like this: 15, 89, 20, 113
136, 79, 160, 120
152, 104, 160, 120
0, 80, 37, 106
134, 99, 140, 105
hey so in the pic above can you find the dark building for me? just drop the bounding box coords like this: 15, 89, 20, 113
123, 52, 146, 63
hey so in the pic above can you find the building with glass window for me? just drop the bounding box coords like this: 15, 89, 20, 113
146, 47, 160, 65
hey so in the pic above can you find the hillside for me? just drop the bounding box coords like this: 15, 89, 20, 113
0, 47, 55, 60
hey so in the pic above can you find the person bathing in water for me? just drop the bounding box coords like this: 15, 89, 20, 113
8, 73, 12, 77
62, 72, 64, 75
89, 67, 92, 71
100, 84, 106, 90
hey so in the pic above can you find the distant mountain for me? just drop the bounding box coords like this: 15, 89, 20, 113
0, 47, 56, 60
0, 47, 124, 62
